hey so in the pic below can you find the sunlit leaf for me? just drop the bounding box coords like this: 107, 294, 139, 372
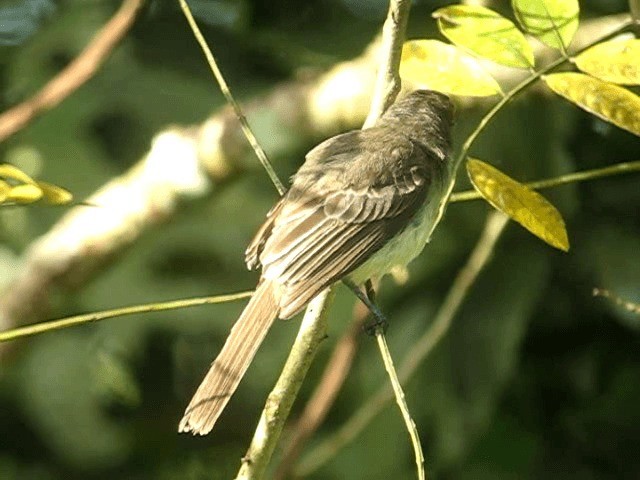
0, 163, 36, 184
512, 0, 579, 51
0, 180, 10, 203
6, 183, 43, 203
574, 37, 640, 85
434, 5, 534, 69
544, 72, 640, 137
467, 158, 569, 251
400, 40, 501, 97
37, 181, 73, 205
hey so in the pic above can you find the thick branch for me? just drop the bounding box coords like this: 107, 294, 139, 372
0, 38, 383, 339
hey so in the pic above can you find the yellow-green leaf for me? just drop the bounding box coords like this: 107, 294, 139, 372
0, 163, 36, 185
574, 37, 640, 85
467, 158, 569, 251
434, 5, 534, 69
400, 40, 501, 97
37, 181, 73, 205
0, 180, 10, 203
6, 183, 43, 203
512, 0, 579, 51
544, 72, 640, 137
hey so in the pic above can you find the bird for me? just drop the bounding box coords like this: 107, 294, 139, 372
179, 89, 454, 435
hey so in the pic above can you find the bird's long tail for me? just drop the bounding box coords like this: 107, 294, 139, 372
179, 281, 279, 435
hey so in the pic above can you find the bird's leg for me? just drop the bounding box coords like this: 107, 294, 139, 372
364, 279, 376, 304
342, 279, 388, 335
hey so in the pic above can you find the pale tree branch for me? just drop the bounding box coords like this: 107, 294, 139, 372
0, 37, 384, 346
273, 302, 367, 480
235, 290, 334, 480
0, 0, 146, 143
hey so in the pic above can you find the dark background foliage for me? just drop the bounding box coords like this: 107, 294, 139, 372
1, 0, 638, 478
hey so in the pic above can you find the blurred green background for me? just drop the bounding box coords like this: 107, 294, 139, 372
1, 0, 639, 479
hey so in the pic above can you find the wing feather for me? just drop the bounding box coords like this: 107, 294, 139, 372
250, 128, 439, 318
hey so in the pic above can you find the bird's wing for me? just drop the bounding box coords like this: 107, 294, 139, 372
248, 128, 438, 318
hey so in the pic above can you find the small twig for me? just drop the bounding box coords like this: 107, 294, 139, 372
450, 160, 640, 203
375, 328, 425, 480
177, 0, 285, 195
0, 0, 146, 142
344, 281, 425, 479
297, 211, 509, 476
451, 17, 634, 182
0, 291, 253, 343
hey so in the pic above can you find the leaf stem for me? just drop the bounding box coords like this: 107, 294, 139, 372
450, 160, 640, 202
454, 18, 635, 172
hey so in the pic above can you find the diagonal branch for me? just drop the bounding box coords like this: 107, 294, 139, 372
0, 0, 146, 143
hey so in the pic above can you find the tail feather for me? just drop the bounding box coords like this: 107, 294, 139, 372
179, 281, 279, 435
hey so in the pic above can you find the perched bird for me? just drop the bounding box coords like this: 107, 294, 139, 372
179, 90, 454, 435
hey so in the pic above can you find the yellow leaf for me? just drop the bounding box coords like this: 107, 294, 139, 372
0, 180, 10, 203
574, 37, 640, 85
512, 0, 579, 51
544, 72, 640, 137
467, 158, 569, 251
6, 183, 43, 204
0, 163, 36, 185
400, 40, 501, 97
434, 5, 534, 69
37, 181, 73, 205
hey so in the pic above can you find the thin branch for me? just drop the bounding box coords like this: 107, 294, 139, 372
0, 291, 252, 343
376, 329, 425, 480
340, 278, 427, 479
0, 0, 146, 142
177, 0, 285, 195
297, 211, 509, 476
450, 160, 640, 203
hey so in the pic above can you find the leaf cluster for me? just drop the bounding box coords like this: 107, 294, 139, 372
400, 0, 639, 253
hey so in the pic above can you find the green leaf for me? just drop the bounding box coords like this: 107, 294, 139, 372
37, 181, 73, 205
6, 183, 43, 204
466, 158, 569, 251
573, 37, 640, 85
434, 5, 534, 69
400, 40, 501, 97
544, 72, 640, 137
512, 0, 579, 51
